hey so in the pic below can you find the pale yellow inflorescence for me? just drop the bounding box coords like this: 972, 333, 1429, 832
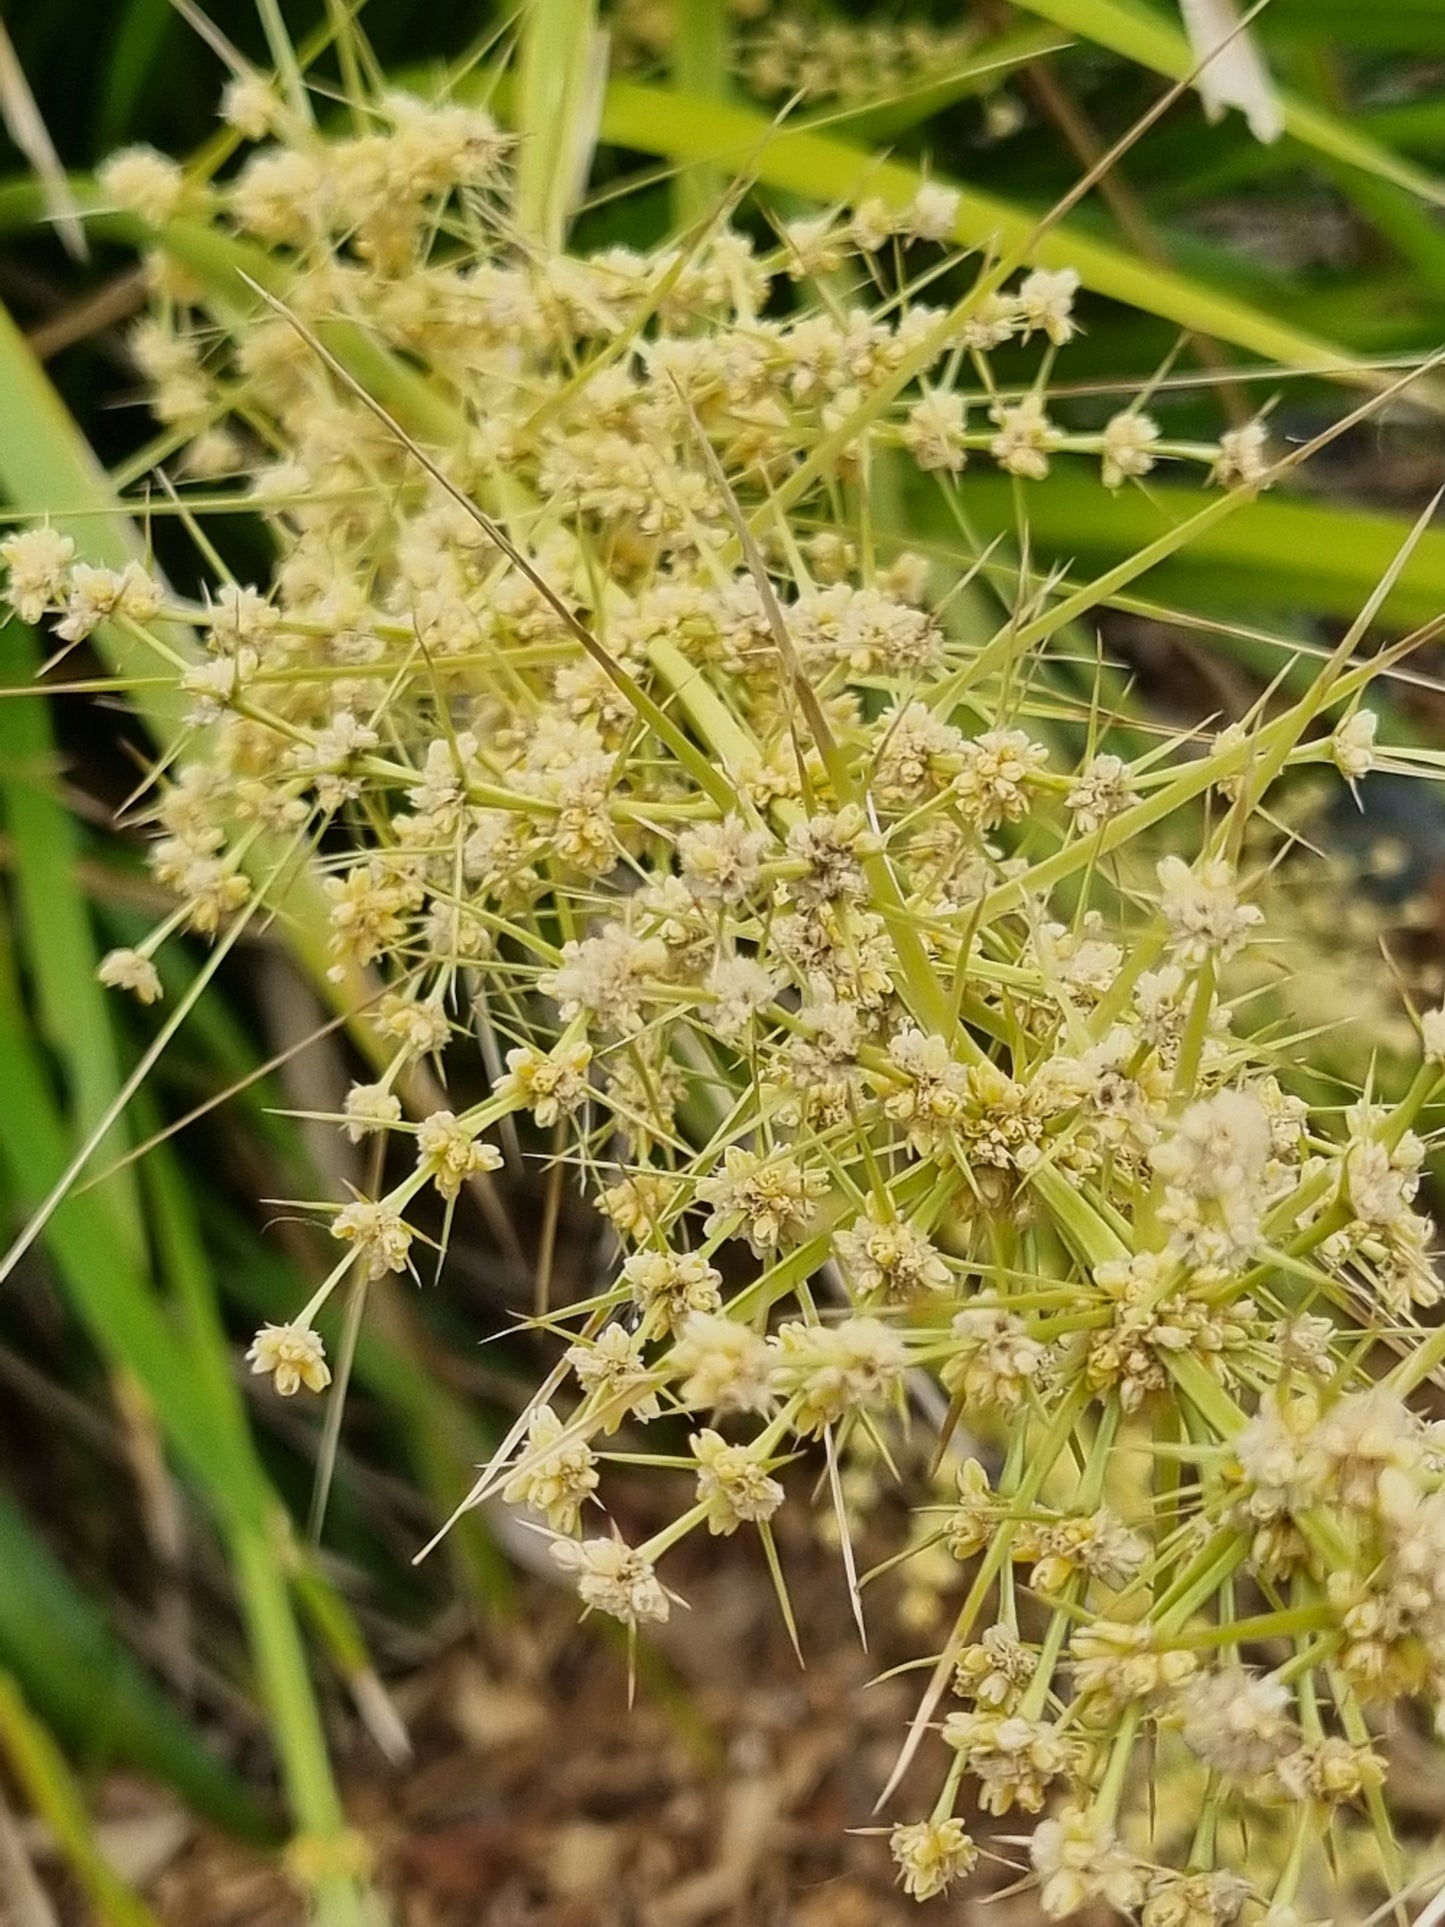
13, 69, 1445, 1922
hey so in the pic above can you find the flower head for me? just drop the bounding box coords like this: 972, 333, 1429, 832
1157, 855, 1263, 966
889, 1818, 977, 1900
550, 1534, 670, 1626
99, 145, 186, 225
247, 1323, 331, 1397
97, 947, 163, 1004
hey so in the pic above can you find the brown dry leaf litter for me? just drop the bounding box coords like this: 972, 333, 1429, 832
20, 1502, 1432, 1925
150, 1534, 951, 1926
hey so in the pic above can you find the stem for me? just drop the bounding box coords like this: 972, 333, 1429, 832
930, 1748, 969, 1824
1382, 1060, 1442, 1147
255, 0, 314, 128
1178, 1604, 1332, 1648
1018, 1592, 1077, 1722
1094, 1703, 1142, 1823
640, 1497, 712, 1562
1171, 958, 1216, 1102
1271, 1802, 1314, 1912
231, 1527, 370, 1927
1153, 1528, 1247, 1631
1166, 1353, 1246, 1438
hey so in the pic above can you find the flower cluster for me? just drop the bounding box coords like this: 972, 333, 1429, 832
611, 0, 984, 111
16, 69, 1445, 1924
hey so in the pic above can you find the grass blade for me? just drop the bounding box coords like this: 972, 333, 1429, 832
95, 0, 176, 154
1008, 0, 1445, 205
0, 650, 381, 1919
0, 622, 143, 1266
954, 470, 1445, 627
0, 1673, 160, 1927
0, 1491, 276, 1842
671, 0, 729, 227
515, 0, 604, 249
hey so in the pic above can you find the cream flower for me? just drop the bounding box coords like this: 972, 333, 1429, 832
247, 1323, 331, 1397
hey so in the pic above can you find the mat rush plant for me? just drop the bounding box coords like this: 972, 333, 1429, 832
14, 58, 1445, 1925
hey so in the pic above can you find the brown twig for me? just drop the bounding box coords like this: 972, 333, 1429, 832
26, 268, 150, 363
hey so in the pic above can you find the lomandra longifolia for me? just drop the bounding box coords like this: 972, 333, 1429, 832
14, 77, 1445, 1922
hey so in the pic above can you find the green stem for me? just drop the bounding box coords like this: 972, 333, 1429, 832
1270, 1802, 1314, 1911
1166, 1353, 1245, 1438
1018, 1592, 1077, 1722
1152, 1528, 1247, 1631
930, 1748, 969, 1824
1178, 1604, 1333, 1648
231, 1529, 371, 1927
1171, 958, 1216, 1102
1094, 1703, 1142, 1823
